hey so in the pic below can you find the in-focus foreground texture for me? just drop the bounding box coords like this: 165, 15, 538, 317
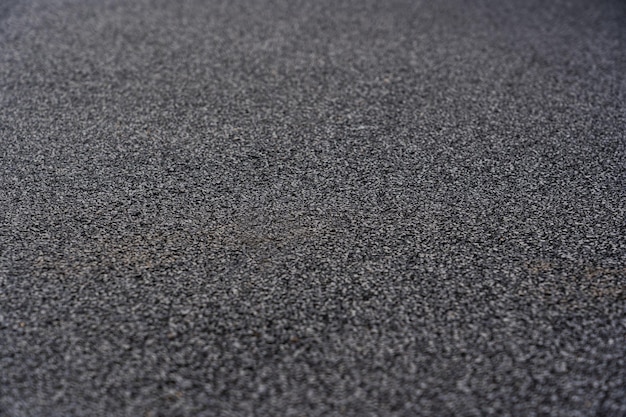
1, 0, 625, 416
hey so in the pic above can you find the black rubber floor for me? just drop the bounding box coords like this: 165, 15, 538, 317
1, 0, 625, 416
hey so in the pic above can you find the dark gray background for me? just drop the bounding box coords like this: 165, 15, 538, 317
1, 0, 625, 416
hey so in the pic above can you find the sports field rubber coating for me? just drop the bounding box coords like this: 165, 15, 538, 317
1, 0, 625, 416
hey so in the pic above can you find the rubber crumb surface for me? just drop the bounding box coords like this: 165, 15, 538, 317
1, 0, 625, 416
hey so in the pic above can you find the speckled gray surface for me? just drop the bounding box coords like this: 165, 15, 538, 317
1, 0, 625, 416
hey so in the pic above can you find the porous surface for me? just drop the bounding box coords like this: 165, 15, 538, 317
1, 0, 625, 416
